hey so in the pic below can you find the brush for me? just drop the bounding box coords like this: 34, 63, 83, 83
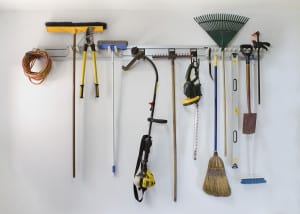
203, 55, 231, 197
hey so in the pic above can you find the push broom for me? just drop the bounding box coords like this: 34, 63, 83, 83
203, 55, 231, 197
45, 22, 107, 178
194, 13, 249, 157
98, 40, 128, 175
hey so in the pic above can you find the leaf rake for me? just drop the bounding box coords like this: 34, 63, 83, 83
194, 13, 249, 157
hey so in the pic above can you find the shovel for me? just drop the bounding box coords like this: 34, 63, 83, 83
240, 45, 256, 134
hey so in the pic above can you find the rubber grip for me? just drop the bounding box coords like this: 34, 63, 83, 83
95, 84, 99, 97
147, 118, 168, 124
80, 85, 84, 98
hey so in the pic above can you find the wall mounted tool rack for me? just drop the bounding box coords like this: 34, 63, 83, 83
43, 46, 268, 61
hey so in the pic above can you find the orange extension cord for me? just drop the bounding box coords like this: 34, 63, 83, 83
22, 49, 52, 85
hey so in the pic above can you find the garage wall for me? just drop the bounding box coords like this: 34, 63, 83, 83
0, 6, 300, 214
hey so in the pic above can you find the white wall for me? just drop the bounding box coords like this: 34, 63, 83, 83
1, 5, 300, 214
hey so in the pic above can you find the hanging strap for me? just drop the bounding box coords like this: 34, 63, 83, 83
133, 134, 152, 202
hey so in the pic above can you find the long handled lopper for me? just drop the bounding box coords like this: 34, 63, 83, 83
98, 40, 128, 175
122, 47, 167, 202
80, 27, 101, 98
45, 22, 107, 178
153, 49, 190, 202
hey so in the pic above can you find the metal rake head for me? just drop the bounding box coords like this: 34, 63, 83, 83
194, 13, 249, 49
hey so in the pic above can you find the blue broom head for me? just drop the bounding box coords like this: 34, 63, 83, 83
98, 40, 128, 50
241, 177, 267, 184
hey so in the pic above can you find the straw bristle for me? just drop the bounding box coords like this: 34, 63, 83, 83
203, 152, 231, 196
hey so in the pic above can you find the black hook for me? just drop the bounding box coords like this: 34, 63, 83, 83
122, 47, 145, 71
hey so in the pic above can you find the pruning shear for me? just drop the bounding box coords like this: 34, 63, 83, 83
80, 27, 99, 98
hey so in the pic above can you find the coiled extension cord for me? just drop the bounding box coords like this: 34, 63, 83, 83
22, 49, 52, 84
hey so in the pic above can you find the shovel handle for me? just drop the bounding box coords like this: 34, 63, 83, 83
246, 63, 252, 113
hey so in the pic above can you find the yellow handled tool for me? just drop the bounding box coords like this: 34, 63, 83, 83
80, 27, 99, 98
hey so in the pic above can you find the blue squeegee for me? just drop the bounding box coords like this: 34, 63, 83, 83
241, 177, 266, 184
98, 40, 128, 175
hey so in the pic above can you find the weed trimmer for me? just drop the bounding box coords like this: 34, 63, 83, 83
194, 13, 249, 157
153, 48, 190, 202
98, 40, 128, 175
203, 55, 231, 197
251, 31, 271, 105
241, 55, 266, 184
122, 47, 167, 202
181, 49, 202, 160
45, 22, 107, 178
240, 45, 257, 134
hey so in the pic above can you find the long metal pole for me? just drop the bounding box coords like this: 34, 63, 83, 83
72, 33, 76, 178
171, 58, 177, 202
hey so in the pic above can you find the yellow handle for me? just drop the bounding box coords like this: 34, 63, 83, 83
80, 51, 87, 98
46, 26, 105, 34
213, 55, 218, 66
92, 51, 98, 85
92, 51, 99, 97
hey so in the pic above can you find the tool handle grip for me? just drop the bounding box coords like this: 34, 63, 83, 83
147, 118, 168, 124
80, 85, 84, 98
95, 84, 99, 97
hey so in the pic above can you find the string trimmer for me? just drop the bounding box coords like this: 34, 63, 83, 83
122, 47, 167, 202
98, 40, 128, 175
194, 13, 249, 157
181, 49, 202, 161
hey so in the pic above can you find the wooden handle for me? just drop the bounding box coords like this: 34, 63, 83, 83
246, 63, 251, 113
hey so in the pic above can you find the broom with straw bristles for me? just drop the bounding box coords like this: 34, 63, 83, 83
203, 55, 231, 197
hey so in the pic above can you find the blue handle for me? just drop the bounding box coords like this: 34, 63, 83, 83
214, 59, 218, 152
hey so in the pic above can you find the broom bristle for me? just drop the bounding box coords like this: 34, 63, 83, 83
203, 152, 231, 196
